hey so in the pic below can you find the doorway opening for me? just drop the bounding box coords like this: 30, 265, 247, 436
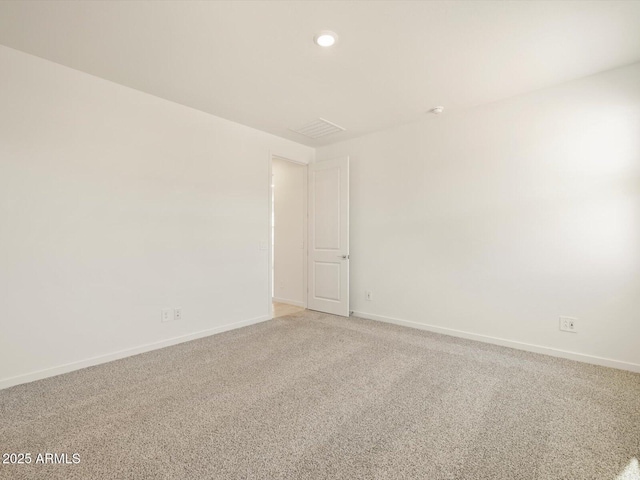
270, 155, 308, 318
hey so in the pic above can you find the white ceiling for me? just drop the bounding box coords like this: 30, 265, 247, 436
1, 1, 640, 146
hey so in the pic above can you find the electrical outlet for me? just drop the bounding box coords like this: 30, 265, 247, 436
161, 308, 172, 323
365, 291, 373, 301
559, 316, 578, 333
174, 308, 182, 321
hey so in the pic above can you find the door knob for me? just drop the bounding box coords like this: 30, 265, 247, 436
338, 255, 349, 259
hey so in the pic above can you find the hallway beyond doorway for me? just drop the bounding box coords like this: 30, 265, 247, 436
273, 302, 305, 318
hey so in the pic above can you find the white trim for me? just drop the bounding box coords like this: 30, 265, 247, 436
268, 151, 274, 318
0, 314, 271, 390
271, 154, 309, 166
272, 297, 306, 308
352, 310, 640, 373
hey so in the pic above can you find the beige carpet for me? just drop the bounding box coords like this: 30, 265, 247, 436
1, 310, 639, 480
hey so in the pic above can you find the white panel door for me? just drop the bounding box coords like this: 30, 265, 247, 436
308, 157, 349, 316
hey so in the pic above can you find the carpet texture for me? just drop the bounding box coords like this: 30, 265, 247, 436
1, 311, 639, 480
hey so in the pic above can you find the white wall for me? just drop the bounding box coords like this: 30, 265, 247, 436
272, 158, 306, 307
0, 45, 314, 388
319, 63, 640, 371
2, 42, 639, 388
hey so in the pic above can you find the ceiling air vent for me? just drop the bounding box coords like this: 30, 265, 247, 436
290, 118, 345, 139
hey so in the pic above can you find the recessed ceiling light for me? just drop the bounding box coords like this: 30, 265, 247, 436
429, 106, 445, 114
314, 31, 338, 47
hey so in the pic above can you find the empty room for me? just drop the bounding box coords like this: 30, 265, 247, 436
1, 1, 639, 479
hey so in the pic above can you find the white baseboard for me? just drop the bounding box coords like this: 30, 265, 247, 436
0, 314, 272, 391
272, 297, 306, 308
352, 310, 640, 374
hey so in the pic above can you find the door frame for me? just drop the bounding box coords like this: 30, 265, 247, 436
268, 152, 309, 318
